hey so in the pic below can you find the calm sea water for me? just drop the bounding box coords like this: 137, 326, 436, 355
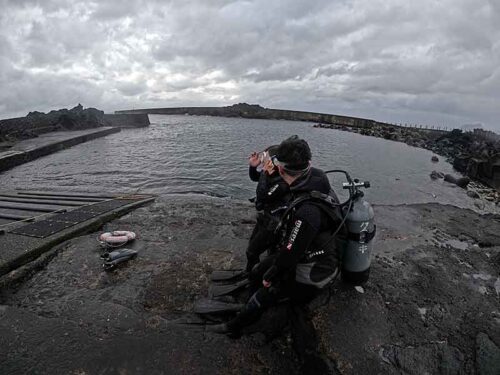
0, 115, 491, 210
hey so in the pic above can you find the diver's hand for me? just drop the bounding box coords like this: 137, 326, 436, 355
263, 159, 275, 175
249, 152, 260, 167
262, 280, 272, 288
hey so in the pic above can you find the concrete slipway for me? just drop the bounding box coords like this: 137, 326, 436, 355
0, 190, 155, 277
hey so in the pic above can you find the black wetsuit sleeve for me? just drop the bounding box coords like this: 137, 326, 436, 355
257, 180, 289, 206
249, 166, 260, 182
267, 204, 321, 280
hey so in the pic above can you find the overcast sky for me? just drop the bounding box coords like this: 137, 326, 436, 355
1, 0, 499, 130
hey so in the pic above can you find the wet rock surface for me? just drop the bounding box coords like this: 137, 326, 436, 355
1, 196, 499, 374
315, 124, 500, 193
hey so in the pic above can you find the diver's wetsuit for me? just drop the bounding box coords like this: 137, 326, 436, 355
246, 165, 290, 272
229, 167, 341, 331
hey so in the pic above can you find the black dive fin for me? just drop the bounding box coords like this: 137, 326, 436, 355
209, 278, 250, 298
101, 248, 138, 262
193, 298, 243, 314
210, 269, 247, 282
102, 249, 138, 271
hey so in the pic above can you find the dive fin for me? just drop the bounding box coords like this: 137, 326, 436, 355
102, 249, 138, 271
210, 269, 247, 282
101, 248, 138, 262
209, 278, 250, 298
193, 298, 243, 314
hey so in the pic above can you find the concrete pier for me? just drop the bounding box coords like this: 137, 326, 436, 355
104, 113, 150, 128
0, 127, 120, 173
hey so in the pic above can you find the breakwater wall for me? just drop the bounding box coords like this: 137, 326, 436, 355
0, 127, 120, 173
116, 103, 450, 135
115, 103, 381, 128
103, 113, 150, 128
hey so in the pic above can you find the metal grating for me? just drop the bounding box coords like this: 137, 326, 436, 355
49, 210, 100, 224
8, 198, 141, 238
10, 220, 76, 238
80, 199, 132, 214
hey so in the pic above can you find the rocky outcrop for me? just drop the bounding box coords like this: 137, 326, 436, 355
316, 124, 500, 192
432, 130, 500, 190
444, 174, 470, 188
0, 104, 106, 145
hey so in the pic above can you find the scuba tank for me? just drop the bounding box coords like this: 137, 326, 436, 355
340, 180, 375, 283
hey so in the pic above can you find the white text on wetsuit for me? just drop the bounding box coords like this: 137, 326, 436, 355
286, 219, 302, 250
268, 184, 279, 196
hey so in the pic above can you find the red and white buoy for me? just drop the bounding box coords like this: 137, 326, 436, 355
99, 230, 136, 247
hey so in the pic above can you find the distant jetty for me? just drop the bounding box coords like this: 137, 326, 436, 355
0, 104, 150, 173
116, 102, 385, 128
0, 104, 150, 146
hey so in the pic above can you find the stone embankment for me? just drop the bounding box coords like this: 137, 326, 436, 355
0, 127, 120, 173
0, 104, 106, 146
315, 123, 500, 197
0, 104, 150, 149
0, 105, 150, 173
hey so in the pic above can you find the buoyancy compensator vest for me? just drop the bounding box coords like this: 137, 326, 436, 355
275, 189, 346, 288
275, 170, 376, 286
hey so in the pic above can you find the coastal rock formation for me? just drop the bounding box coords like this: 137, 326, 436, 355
316, 124, 500, 192
444, 174, 471, 189
0, 104, 106, 145
430, 170, 444, 180
435, 130, 500, 190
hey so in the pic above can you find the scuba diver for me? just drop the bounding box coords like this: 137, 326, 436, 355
208, 135, 345, 335
245, 145, 290, 273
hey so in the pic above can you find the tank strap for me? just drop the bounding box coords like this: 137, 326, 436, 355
347, 225, 376, 243
275, 191, 343, 230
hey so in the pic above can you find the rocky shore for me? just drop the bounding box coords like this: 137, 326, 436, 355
315, 123, 500, 201
0, 104, 107, 150
1, 196, 499, 374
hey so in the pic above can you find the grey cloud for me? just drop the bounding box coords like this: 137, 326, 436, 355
115, 80, 148, 96
0, 0, 499, 130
